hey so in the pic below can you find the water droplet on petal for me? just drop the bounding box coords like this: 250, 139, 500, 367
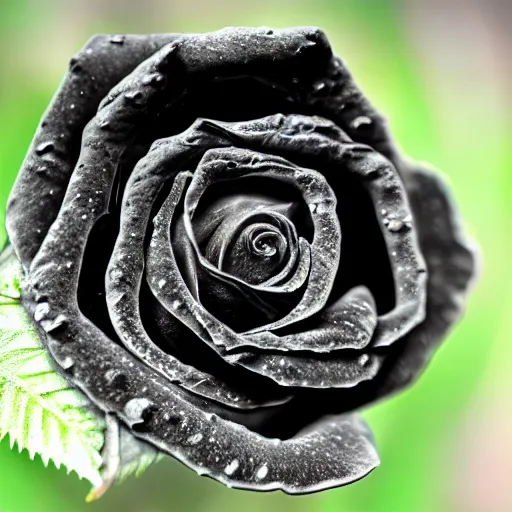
35, 142, 55, 155
58, 356, 74, 370
255, 464, 268, 480
187, 433, 203, 445
384, 218, 405, 232
358, 354, 370, 366
313, 81, 327, 93
142, 73, 165, 87
34, 302, 50, 322
350, 116, 372, 130
124, 90, 144, 104
224, 459, 239, 476
124, 398, 151, 425
41, 314, 67, 333
98, 118, 110, 129
110, 35, 125, 45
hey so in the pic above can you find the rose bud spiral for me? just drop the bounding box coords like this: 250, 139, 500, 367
5, 27, 477, 492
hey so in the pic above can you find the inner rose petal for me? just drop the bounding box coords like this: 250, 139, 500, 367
184, 147, 342, 334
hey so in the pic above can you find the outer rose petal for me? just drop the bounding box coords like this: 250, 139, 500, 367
6, 34, 178, 267
324, 163, 478, 412
373, 164, 478, 398
66, 330, 380, 494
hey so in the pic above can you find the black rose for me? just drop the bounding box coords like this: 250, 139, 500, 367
6, 27, 477, 493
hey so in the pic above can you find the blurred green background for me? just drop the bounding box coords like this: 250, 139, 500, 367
0, 0, 510, 511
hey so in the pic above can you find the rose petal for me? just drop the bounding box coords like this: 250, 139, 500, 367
368, 164, 478, 398
308, 164, 478, 413
241, 285, 378, 353
23, 42, 283, 410
184, 148, 341, 332
49, 320, 379, 492
303, 57, 401, 168
190, 204, 306, 293
6, 33, 178, 267
225, 350, 383, 389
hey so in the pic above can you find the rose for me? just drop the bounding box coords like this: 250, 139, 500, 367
6, 27, 477, 493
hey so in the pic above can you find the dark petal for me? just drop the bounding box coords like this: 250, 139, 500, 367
196, 202, 302, 290
146, 164, 262, 352
106, 127, 231, 400
303, 57, 401, 168
314, 164, 478, 413
225, 350, 383, 389
147, 145, 344, 358
241, 286, 378, 353
28, 41, 179, 301
201, 202, 295, 286
33, 313, 378, 492
369, 164, 478, 399
186, 148, 341, 332
171, 212, 201, 299
6, 33, 178, 268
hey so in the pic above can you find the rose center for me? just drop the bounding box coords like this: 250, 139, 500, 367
247, 226, 286, 259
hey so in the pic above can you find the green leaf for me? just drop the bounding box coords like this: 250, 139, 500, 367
0, 246, 104, 486
0, 246, 164, 499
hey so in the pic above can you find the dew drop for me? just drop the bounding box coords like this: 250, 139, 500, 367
313, 81, 327, 93
35, 142, 55, 155
69, 57, 82, 73
142, 73, 165, 87
187, 433, 203, 445
350, 116, 372, 130
124, 398, 151, 425
224, 459, 239, 476
255, 464, 268, 480
58, 356, 74, 370
41, 314, 67, 333
125, 90, 143, 103
385, 219, 404, 232
34, 302, 50, 322
98, 118, 110, 129
110, 35, 125, 45
358, 354, 370, 366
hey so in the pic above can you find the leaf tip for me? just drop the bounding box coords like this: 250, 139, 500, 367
85, 479, 113, 503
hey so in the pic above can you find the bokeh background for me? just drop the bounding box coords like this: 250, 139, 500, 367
0, 0, 510, 511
